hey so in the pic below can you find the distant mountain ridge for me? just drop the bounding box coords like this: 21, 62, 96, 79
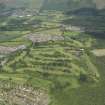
0, 0, 105, 11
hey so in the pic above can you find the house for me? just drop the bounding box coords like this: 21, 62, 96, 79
26, 34, 64, 44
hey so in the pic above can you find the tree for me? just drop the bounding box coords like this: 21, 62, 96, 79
79, 73, 88, 82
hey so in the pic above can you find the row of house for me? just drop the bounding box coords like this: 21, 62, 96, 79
26, 34, 64, 44
11, 9, 39, 18
60, 24, 85, 32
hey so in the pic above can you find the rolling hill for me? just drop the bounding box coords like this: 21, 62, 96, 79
0, 0, 105, 105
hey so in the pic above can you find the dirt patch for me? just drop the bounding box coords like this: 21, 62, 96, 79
92, 49, 105, 57
0, 45, 26, 54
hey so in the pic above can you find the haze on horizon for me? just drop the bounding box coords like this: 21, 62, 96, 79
0, 0, 105, 10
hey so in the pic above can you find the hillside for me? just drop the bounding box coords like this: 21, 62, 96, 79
0, 9, 103, 105
0, 0, 105, 105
